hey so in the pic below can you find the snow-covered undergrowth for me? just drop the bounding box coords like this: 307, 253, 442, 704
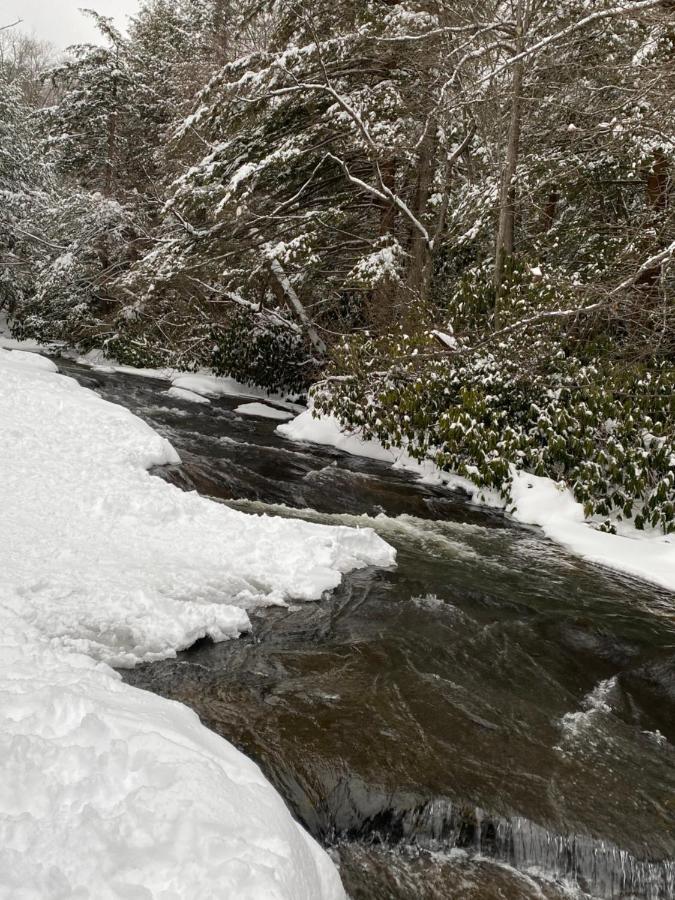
0, 348, 396, 899
278, 409, 675, 593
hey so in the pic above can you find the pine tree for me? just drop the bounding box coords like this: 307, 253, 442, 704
42, 13, 132, 198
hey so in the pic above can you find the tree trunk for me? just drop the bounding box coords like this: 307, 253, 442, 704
367, 157, 399, 330
268, 258, 326, 355
378, 158, 397, 236
541, 188, 559, 232
494, 1, 525, 323
406, 128, 435, 308
647, 149, 669, 211
103, 52, 118, 198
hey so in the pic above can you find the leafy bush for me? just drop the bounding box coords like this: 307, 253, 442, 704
315, 328, 674, 534
211, 310, 315, 394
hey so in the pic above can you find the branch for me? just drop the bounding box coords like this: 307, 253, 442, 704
266, 77, 380, 156
2, 223, 68, 252
265, 69, 442, 249
481, 0, 664, 84
374, 21, 513, 43
326, 152, 432, 248
0, 19, 21, 32
444, 242, 675, 351
484, 301, 606, 343
610, 240, 675, 295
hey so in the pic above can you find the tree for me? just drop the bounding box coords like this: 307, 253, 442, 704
42, 13, 132, 198
0, 32, 131, 344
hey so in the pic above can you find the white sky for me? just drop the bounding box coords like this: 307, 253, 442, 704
3, 0, 140, 50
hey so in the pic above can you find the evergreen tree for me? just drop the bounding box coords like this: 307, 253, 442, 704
43, 13, 131, 198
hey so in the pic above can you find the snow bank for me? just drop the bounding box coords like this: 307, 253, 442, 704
278, 408, 675, 592
278, 408, 403, 463
278, 409, 490, 497
0, 612, 345, 900
170, 373, 302, 410
172, 372, 273, 400
236, 401, 295, 421
0, 349, 394, 666
0, 347, 59, 372
75, 347, 175, 380
0, 346, 400, 898
73, 345, 304, 410
509, 470, 675, 592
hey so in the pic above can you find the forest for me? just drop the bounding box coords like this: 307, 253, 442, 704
1, 0, 673, 534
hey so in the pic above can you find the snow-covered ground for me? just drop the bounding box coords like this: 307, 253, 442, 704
0, 347, 396, 899
278, 409, 675, 593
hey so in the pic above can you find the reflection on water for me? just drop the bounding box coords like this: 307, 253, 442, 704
59, 360, 675, 900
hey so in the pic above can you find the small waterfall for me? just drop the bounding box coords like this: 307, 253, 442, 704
503, 817, 674, 899
320, 786, 674, 899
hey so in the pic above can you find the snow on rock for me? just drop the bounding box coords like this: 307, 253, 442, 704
166, 385, 212, 405
279, 407, 675, 592
236, 402, 295, 421
0, 612, 346, 900
278, 408, 399, 463
0, 352, 395, 667
172, 372, 283, 403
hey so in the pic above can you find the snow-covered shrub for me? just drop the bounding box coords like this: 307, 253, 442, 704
315, 325, 675, 534
8, 192, 132, 345
211, 310, 314, 393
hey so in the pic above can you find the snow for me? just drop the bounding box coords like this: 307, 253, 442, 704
166, 385, 212, 405
235, 402, 298, 421
430, 329, 458, 350
0, 347, 59, 372
509, 469, 675, 592
74, 348, 174, 380
349, 243, 405, 286
73, 349, 300, 407
277, 408, 482, 497
0, 614, 345, 900
171, 372, 281, 402
278, 408, 675, 593
278, 408, 399, 463
0, 350, 402, 899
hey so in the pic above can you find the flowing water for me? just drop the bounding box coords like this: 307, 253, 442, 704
58, 360, 675, 900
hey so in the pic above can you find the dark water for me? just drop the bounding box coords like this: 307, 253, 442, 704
59, 360, 675, 900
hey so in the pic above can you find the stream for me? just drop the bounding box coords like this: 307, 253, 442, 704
58, 359, 675, 900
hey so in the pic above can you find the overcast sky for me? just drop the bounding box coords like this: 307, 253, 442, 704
3, 0, 140, 50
